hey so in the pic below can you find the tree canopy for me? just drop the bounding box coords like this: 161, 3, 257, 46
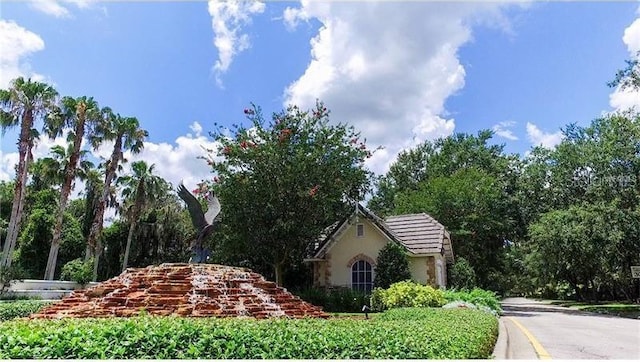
0, 58, 638, 302
206, 102, 373, 285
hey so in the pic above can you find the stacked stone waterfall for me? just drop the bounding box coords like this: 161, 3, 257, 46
30, 263, 328, 319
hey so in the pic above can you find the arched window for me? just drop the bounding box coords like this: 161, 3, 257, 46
351, 259, 373, 292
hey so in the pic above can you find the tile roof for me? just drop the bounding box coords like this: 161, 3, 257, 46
384, 213, 445, 254
311, 205, 454, 263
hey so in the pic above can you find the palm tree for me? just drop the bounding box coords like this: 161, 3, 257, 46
43, 96, 101, 280
0, 77, 58, 269
80, 169, 103, 240
86, 111, 147, 280
116, 161, 164, 271
29, 151, 64, 192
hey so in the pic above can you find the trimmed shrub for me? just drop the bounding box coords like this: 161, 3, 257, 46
449, 257, 477, 290
370, 281, 445, 311
0, 265, 26, 296
373, 242, 411, 289
60, 258, 93, 285
297, 287, 369, 313
444, 288, 502, 314
0, 308, 498, 359
0, 300, 52, 321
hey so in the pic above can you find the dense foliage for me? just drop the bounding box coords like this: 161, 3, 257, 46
373, 242, 411, 289
370, 281, 446, 311
296, 287, 370, 313
520, 112, 640, 300
449, 257, 477, 290
369, 108, 640, 300
443, 288, 502, 314
206, 102, 373, 285
60, 258, 93, 285
371, 131, 521, 291
0, 300, 51, 321
0, 308, 497, 359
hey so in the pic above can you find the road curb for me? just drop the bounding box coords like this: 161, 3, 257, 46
492, 317, 509, 359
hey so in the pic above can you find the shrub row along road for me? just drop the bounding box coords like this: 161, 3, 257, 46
498, 298, 639, 359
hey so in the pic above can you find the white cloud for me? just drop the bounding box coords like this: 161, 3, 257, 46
29, 0, 71, 18
208, 0, 265, 88
492, 121, 518, 140
609, 14, 640, 110
189, 121, 204, 137
282, 1, 521, 176
28, 0, 98, 18
0, 150, 19, 182
66, 0, 92, 9
526, 122, 563, 149
623, 17, 640, 54
0, 131, 71, 184
0, 20, 46, 88
116, 123, 221, 193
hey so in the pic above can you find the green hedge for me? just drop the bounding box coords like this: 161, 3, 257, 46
296, 287, 369, 313
371, 281, 446, 311
0, 308, 498, 359
443, 288, 502, 314
0, 300, 52, 321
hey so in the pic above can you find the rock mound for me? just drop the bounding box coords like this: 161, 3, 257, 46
30, 263, 328, 319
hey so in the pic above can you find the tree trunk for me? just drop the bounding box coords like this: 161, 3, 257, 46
86, 136, 122, 281
0, 166, 25, 268
1, 111, 34, 269
123, 181, 145, 272
122, 220, 137, 272
92, 238, 102, 281
45, 111, 86, 280
274, 262, 284, 287
44, 181, 72, 279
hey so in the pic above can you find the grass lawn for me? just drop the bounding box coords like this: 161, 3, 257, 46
0, 306, 498, 359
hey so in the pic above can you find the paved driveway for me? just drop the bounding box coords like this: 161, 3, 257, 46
496, 297, 640, 359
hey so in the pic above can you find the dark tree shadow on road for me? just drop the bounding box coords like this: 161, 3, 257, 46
500, 304, 626, 319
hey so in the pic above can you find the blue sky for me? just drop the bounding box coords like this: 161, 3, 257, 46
1, 0, 639, 194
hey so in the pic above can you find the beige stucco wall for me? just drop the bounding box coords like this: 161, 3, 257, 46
324, 218, 389, 288
408, 256, 429, 285
313, 217, 450, 289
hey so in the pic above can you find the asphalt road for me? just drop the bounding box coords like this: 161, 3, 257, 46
497, 297, 640, 359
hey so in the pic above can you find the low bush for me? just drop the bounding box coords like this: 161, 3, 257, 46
296, 287, 369, 313
370, 281, 445, 311
60, 258, 93, 285
443, 288, 502, 314
0, 308, 498, 359
0, 294, 37, 301
448, 257, 477, 290
373, 242, 411, 289
0, 300, 52, 321
0, 265, 26, 296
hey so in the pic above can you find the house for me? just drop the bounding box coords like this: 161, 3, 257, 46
305, 204, 454, 292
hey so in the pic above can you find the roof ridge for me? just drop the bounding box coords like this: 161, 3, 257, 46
386, 212, 436, 218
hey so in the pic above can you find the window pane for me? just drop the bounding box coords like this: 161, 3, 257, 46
351, 259, 374, 293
